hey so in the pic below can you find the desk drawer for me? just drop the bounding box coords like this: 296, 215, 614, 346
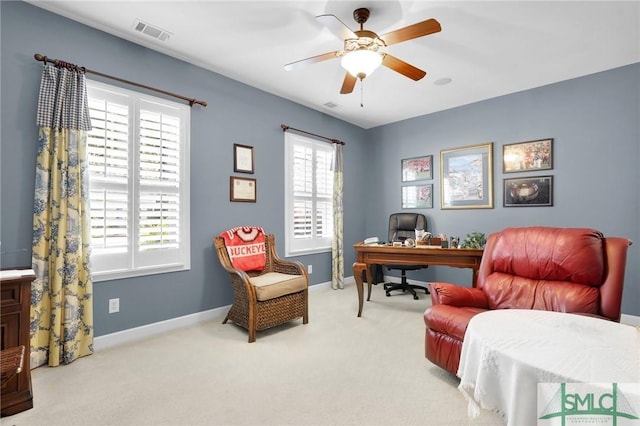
1, 283, 22, 307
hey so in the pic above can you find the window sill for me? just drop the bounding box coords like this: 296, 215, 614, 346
285, 247, 331, 258
92, 263, 190, 282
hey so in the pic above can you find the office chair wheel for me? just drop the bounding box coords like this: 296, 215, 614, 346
413, 294, 419, 300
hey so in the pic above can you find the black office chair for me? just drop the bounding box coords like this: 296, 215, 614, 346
383, 213, 430, 300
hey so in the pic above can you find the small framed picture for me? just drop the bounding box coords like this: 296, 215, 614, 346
234, 143, 254, 174
503, 138, 553, 173
504, 175, 553, 207
230, 176, 257, 202
401, 155, 433, 182
402, 184, 433, 209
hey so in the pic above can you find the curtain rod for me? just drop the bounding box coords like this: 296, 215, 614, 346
280, 124, 345, 146
34, 53, 207, 108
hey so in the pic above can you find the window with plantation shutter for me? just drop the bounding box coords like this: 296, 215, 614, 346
284, 132, 334, 256
86, 80, 190, 281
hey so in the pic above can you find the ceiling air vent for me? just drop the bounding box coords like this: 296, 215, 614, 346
133, 19, 172, 42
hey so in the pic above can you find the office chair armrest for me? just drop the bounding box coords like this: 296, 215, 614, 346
429, 282, 489, 308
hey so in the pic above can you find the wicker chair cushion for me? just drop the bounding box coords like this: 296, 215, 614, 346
249, 272, 307, 301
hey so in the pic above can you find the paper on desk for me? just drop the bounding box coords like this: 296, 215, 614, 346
0, 269, 36, 279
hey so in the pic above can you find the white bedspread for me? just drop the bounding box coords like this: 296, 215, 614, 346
457, 309, 640, 426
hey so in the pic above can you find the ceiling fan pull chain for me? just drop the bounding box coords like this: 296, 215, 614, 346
360, 79, 364, 108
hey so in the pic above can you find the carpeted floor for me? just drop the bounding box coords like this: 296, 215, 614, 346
7, 281, 503, 426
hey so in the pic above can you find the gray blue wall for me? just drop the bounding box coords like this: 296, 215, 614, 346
365, 64, 640, 315
1, 1, 637, 338
1, 1, 369, 336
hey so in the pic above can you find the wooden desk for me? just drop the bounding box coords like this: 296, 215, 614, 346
352, 243, 483, 317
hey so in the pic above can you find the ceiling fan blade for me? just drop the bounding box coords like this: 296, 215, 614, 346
316, 14, 357, 40
284, 51, 341, 71
340, 73, 357, 94
380, 18, 441, 46
382, 54, 427, 81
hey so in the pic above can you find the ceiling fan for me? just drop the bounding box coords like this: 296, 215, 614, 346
284, 7, 441, 95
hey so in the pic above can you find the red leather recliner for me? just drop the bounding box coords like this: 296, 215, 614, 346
424, 227, 632, 376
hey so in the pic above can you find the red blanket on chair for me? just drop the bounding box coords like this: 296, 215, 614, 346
219, 226, 266, 271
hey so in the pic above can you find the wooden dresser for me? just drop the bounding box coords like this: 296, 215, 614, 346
1, 269, 35, 417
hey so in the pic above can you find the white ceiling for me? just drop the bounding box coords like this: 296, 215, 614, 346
28, 1, 640, 129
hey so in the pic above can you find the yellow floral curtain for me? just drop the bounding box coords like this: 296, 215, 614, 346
331, 144, 344, 290
31, 63, 93, 367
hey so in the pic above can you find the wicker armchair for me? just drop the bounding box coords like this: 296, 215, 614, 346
214, 233, 309, 342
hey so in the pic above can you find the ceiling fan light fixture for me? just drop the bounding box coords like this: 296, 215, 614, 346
340, 49, 382, 79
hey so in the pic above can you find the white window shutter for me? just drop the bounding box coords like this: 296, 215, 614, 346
86, 80, 190, 281
284, 132, 334, 256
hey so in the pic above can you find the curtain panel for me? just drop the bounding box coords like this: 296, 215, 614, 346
331, 144, 344, 290
31, 64, 93, 367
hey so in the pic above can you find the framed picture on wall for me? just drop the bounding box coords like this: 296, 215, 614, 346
440, 143, 494, 209
402, 184, 433, 209
230, 176, 257, 202
502, 138, 553, 173
504, 175, 553, 207
401, 155, 433, 182
234, 143, 254, 174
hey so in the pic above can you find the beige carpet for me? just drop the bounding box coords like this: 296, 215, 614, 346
7, 282, 503, 426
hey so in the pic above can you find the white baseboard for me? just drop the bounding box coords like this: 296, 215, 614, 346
94, 281, 333, 351
94, 280, 640, 351
381, 276, 640, 326
93, 306, 228, 351
621, 314, 640, 326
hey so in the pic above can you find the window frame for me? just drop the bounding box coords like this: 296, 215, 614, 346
284, 132, 334, 257
86, 79, 191, 282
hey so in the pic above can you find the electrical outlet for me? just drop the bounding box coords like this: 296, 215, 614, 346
108, 298, 120, 314
308, 265, 313, 274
